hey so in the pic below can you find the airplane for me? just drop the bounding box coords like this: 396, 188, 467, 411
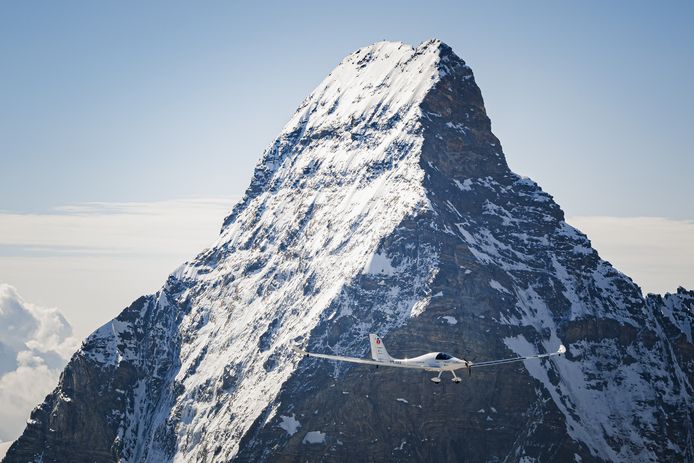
291, 334, 566, 383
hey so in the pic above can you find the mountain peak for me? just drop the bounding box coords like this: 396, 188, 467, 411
344, 38, 452, 58
222, 39, 486, 229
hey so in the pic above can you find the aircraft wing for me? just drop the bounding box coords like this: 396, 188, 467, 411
290, 345, 422, 369
470, 344, 566, 369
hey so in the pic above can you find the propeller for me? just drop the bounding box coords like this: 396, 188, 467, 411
467, 357, 476, 377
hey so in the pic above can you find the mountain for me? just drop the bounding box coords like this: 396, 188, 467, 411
5, 39, 693, 463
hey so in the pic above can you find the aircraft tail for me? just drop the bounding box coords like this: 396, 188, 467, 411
369, 334, 392, 362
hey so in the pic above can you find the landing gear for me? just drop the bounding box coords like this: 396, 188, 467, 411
430, 371, 443, 384
431, 371, 464, 384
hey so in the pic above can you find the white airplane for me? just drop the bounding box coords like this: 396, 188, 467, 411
291, 334, 566, 383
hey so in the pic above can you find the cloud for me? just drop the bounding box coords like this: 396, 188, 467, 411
0, 198, 236, 339
0, 284, 79, 442
567, 216, 694, 294
0, 198, 236, 256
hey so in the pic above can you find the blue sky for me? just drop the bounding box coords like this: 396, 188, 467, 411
1, 1, 693, 338
2, 1, 692, 216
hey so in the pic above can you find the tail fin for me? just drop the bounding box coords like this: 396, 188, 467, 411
369, 334, 392, 362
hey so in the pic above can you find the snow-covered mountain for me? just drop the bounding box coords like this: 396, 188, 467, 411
5, 40, 693, 463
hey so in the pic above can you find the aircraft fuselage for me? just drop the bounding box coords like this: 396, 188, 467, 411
389, 353, 471, 371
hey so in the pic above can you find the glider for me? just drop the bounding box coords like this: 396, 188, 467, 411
291, 334, 566, 383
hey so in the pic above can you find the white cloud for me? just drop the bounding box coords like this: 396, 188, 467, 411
0, 198, 236, 338
568, 216, 694, 294
0, 198, 235, 255
0, 284, 80, 443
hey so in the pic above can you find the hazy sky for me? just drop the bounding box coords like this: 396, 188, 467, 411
1, 1, 693, 338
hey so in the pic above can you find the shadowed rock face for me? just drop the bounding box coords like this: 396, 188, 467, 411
5, 40, 693, 463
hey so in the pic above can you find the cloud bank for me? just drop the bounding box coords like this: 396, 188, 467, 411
0, 284, 79, 443
0, 198, 235, 255
0, 198, 236, 338
567, 216, 694, 294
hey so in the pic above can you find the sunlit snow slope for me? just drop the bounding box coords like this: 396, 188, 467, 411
6, 40, 693, 463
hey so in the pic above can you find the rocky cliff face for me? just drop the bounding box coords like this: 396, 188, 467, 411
5, 40, 693, 463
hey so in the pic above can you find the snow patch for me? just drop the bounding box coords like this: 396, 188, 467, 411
453, 179, 473, 191
278, 415, 301, 436
302, 431, 326, 444
489, 279, 511, 294
364, 251, 395, 276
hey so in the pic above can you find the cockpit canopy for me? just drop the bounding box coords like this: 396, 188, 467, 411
435, 352, 452, 360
